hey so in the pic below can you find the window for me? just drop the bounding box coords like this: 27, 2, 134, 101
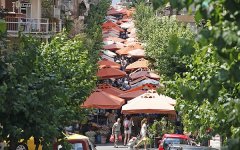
71, 143, 83, 150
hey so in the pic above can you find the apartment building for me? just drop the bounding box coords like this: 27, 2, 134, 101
0, 0, 92, 38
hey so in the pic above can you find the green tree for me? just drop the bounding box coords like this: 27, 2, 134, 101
134, 3, 194, 80
0, 33, 97, 149
140, 0, 240, 147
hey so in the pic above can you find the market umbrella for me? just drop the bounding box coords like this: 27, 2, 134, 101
126, 83, 157, 93
102, 33, 119, 38
102, 20, 118, 29
98, 59, 120, 69
104, 37, 126, 43
103, 26, 125, 32
97, 65, 126, 79
116, 47, 134, 55
101, 50, 117, 58
126, 58, 149, 71
158, 94, 176, 106
129, 69, 160, 80
129, 90, 176, 106
82, 89, 125, 109
121, 90, 176, 114
130, 77, 160, 88
128, 49, 145, 57
107, 8, 122, 15
120, 22, 134, 29
103, 40, 114, 45
118, 89, 148, 100
103, 43, 125, 51
98, 83, 124, 96
100, 54, 115, 62
102, 28, 120, 34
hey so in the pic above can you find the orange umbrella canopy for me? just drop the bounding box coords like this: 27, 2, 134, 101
121, 90, 175, 114
102, 20, 118, 29
82, 89, 125, 109
130, 69, 160, 80
104, 37, 126, 43
97, 66, 126, 79
103, 43, 125, 51
126, 84, 156, 93
98, 83, 123, 96
126, 58, 149, 71
119, 89, 148, 100
107, 8, 122, 15
98, 59, 121, 69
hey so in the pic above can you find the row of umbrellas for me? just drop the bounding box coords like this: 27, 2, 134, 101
82, 5, 176, 115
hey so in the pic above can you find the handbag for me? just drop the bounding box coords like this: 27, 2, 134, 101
118, 134, 123, 142
110, 134, 115, 143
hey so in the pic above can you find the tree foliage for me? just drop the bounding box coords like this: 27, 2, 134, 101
0, 0, 111, 148
84, 0, 111, 64
135, 0, 240, 147
134, 3, 194, 79
0, 32, 97, 148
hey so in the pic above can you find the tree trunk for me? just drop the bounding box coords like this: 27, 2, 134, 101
9, 136, 18, 150
34, 137, 40, 150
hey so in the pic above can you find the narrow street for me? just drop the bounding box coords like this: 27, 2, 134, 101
96, 143, 158, 150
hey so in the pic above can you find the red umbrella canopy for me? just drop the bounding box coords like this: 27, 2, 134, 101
97, 65, 126, 79
103, 43, 125, 51
107, 8, 122, 15
126, 84, 157, 93
82, 89, 125, 109
98, 83, 124, 96
130, 69, 160, 80
102, 20, 118, 28
98, 59, 121, 69
119, 89, 148, 100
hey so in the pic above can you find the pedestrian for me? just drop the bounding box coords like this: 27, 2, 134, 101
134, 118, 148, 150
112, 118, 121, 148
123, 116, 134, 146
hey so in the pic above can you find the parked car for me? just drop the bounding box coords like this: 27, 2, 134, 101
14, 133, 96, 150
16, 137, 42, 150
158, 134, 190, 150
167, 144, 218, 150
55, 134, 97, 150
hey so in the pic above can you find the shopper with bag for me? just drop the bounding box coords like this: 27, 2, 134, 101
123, 115, 134, 146
112, 118, 121, 148
134, 118, 148, 150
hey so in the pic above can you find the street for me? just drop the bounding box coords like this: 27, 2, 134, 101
96, 143, 158, 150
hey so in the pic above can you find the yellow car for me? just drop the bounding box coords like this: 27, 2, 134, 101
16, 137, 42, 150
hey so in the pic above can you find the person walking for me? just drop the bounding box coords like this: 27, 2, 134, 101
123, 116, 134, 146
112, 118, 121, 148
134, 118, 148, 150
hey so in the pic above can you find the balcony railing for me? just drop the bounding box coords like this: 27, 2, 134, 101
5, 17, 62, 36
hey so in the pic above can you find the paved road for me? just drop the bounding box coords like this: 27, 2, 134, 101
96, 143, 158, 150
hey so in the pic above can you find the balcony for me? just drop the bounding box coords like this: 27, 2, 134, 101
5, 17, 62, 38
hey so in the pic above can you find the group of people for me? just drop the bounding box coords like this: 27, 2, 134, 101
112, 116, 148, 150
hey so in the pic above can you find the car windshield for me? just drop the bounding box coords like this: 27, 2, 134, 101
71, 143, 83, 150
164, 138, 189, 145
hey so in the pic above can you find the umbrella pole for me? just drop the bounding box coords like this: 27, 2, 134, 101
97, 109, 99, 124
